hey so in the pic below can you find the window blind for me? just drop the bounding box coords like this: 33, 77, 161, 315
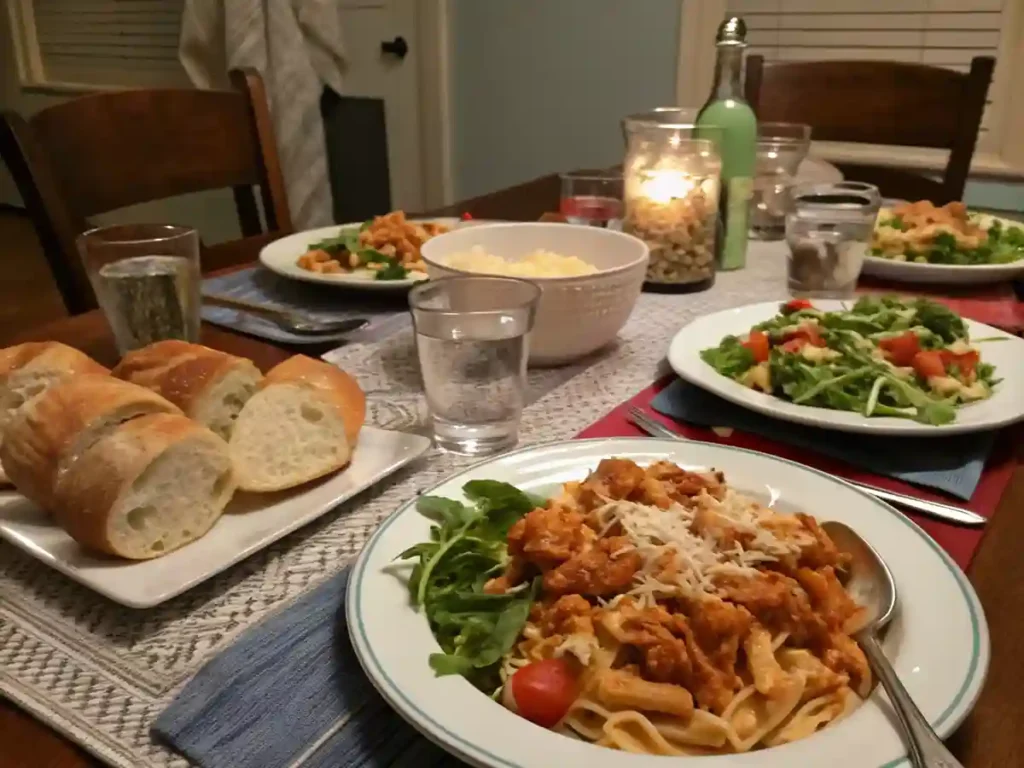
727, 0, 1007, 153
31, 0, 188, 88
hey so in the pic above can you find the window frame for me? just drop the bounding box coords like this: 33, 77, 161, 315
5, 0, 188, 94
676, 0, 1024, 180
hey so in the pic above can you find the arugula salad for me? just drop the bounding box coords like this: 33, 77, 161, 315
398, 479, 544, 694
700, 296, 999, 425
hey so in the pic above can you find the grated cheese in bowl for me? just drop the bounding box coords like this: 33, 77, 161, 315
440, 246, 599, 278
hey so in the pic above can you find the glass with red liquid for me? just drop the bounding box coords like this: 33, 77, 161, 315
559, 171, 624, 230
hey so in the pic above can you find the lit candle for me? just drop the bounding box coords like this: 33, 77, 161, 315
638, 169, 696, 205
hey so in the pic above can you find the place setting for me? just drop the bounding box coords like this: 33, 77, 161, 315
2, 10, 1024, 768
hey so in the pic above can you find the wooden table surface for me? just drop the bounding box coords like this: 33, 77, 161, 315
2, 174, 1023, 767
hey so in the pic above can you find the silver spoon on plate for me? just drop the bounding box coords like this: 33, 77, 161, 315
822, 521, 964, 768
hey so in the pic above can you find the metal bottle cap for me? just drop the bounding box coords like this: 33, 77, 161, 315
716, 16, 747, 46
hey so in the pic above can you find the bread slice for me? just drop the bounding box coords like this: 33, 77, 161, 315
0, 342, 109, 486
52, 413, 236, 559
0, 374, 180, 511
229, 355, 366, 492
112, 340, 263, 440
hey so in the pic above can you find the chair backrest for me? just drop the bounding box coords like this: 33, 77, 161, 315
0, 69, 292, 315
744, 56, 994, 205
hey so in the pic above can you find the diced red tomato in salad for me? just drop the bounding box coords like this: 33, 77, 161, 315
940, 349, 979, 379
782, 323, 827, 348
780, 338, 807, 354
911, 350, 946, 380
742, 330, 771, 363
503, 658, 579, 728
878, 332, 921, 367
783, 298, 813, 312
460, 211, 474, 220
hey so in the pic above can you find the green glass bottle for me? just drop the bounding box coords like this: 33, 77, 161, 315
696, 16, 757, 271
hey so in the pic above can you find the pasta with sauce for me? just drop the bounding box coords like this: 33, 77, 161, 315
480, 458, 870, 755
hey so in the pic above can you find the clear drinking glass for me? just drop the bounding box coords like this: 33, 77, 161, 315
786, 183, 881, 298
409, 276, 541, 456
833, 181, 884, 209
751, 122, 812, 241
559, 171, 624, 229
77, 224, 201, 354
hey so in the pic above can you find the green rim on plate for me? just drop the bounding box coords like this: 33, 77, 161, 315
350, 438, 984, 768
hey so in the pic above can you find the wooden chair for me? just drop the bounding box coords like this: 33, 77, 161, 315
0, 69, 293, 315
744, 56, 995, 205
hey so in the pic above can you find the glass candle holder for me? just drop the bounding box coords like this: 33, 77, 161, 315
622, 121, 721, 292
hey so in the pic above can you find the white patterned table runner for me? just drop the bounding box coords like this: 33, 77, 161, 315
0, 245, 790, 767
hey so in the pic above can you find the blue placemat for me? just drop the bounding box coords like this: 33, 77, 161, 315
153, 568, 458, 768
202, 267, 411, 345
651, 379, 993, 500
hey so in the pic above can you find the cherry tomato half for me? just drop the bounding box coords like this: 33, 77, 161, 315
461, 211, 474, 220
742, 330, 771, 363
780, 338, 806, 354
503, 658, 578, 728
879, 332, 921, 367
940, 349, 979, 379
783, 298, 813, 313
912, 350, 946, 380
782, 323, 827, 348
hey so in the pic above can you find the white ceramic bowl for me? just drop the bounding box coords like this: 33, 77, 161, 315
420, 223, 649, 366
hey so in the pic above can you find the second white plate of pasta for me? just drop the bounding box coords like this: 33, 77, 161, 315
347, 437, 988, 768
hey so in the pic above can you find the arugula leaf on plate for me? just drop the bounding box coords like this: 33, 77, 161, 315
397, 481, 545, 693
700, 335, 755, 378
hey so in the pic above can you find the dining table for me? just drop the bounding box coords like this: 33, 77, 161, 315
1, 171, 1023, 768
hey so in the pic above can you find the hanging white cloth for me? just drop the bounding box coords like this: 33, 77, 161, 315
179, 0, 347, 230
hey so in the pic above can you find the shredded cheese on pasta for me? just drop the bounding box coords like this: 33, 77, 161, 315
594, 490, 811, 604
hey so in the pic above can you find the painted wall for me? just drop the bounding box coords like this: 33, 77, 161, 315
0, 8, 240, 243
450, 0, 682, 201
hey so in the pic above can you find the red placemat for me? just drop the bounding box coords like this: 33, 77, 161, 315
857, 277, 1024, 334
576, 377, 1019, 571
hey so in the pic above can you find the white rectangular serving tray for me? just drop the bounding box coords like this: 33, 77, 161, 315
0, 426, 431, 608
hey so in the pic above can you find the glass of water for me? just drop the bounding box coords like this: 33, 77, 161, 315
786, 184, 881, 299
409, 276, 541, 456
77, 224, 201, 354
751, 123, 812, 241
559, 171, 624, 229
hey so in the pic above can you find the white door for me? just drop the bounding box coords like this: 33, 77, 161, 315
337, 0, 424, 212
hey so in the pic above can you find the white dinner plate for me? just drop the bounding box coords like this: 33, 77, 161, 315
348, 438, 988, 768
0, 426, 430, 608
259, 217, 495, 290
667, 300, 1024, 436
862, 213, 1024, 285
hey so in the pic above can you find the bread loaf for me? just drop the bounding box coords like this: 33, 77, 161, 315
52, 413, 236, 559
112, 340, 263, 440
0, 342, 109, 485
0, 374, 180, 510
229, 355, 365, 492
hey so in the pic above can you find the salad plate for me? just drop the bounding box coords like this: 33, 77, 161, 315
347, 437, 988, 768
668, 299, 1024, 436
862, 206, 1024, 285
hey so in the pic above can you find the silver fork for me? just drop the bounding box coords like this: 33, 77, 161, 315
627, 406, 985, 527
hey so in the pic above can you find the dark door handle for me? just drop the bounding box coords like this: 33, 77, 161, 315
381, 36, 408, 59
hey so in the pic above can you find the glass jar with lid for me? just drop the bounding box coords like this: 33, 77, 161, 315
622, 117, 722, 292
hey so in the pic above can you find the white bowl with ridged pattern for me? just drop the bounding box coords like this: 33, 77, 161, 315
420, 223, 649, 366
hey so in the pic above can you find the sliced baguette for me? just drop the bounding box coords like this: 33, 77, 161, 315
229, 355, 366, 492
52, 413, 236, 559
0, 342, 109, 485
112, 340, 263, 440
0, 374, 180, 510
